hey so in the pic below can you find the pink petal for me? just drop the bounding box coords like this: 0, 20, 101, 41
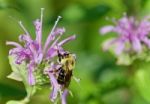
142, 37, 150, 48
131, 36, 141, 53
115, 40, 125, 55
28, 62, 36, 85
44, 16, 62, 53
58, 35, 76, 46
6, 41, 22, 48
100, 26, 114, 35
61, 89, 68, 104
102, 38, 116, 51
48, 73, 60, 101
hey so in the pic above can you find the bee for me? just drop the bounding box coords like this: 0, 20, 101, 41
57, 51, 76, 87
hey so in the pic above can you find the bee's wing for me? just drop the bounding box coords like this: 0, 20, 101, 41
64, 70, 72, 87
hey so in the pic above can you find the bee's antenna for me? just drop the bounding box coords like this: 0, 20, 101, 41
57, 49, 60, 55
73, 76, 81, 88
57, 49, 62, 57
68, 90, 74, 97
57, 49, 62, 62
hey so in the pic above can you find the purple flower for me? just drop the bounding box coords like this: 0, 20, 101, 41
100, 15, 150, 55
7, 8, 76, 104
6, 8, 76, 88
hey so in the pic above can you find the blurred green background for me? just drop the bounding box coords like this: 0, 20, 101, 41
1, 0, 150, 104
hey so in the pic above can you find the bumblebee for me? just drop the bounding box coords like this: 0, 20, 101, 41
57, 51, 76, 87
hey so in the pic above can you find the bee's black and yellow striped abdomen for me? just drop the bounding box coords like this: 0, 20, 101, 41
57, 67, 65, 84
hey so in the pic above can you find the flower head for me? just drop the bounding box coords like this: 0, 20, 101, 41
100, 14, 150, 55
6, 8, 76, 104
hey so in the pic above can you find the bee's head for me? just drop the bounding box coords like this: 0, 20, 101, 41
66, 53, 76, 70
57, 51, 76, 70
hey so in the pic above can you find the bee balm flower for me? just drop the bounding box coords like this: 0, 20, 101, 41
6, 8, 76, 104
100, 15, 150, 55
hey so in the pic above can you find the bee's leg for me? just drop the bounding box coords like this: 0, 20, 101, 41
73, 76, 80, 83
48, 68, 61, 73
68, 89, 73, 97
58, 89, 63, 96
72, 76, 81, 89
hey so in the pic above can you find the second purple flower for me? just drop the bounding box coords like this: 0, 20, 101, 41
100, 15, 150, 55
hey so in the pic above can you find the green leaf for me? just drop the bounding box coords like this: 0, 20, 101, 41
8, 56, 21, 73
7, 56, 37, 103
8, 55, 28, 84
7, 72, 22, 81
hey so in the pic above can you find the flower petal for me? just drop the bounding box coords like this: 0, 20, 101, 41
19, 35, 32, 43
6, 41, 22, 48
61, 89, 68, 104
46, 47, 58, 59
58, 35, 76, 46
28, 62, 36, 85
34, 19, 42, 44
142, 37, 150, 48
48, 73, 60, 101
52, 28, 65, 36
44, 16, 62, 53
100, 26, 114, 35
115, 40, 125, 55
102, 38, 116, 51
131, 36, 141, 53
